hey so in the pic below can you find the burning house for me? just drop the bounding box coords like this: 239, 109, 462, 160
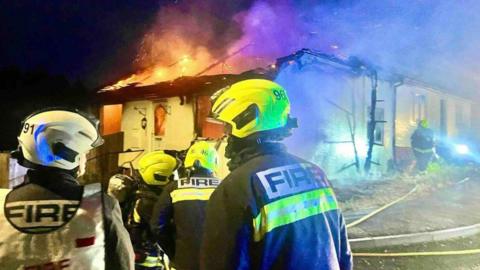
95, 49, 475, 181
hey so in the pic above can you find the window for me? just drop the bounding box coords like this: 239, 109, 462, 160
196, 96, 225, 139
367, 106, 385, 145
455, 103, 466, 131
412, 93, 426, 123
154, 104, 167, 136
100, 104, 122, 136
440, 99, 447, 136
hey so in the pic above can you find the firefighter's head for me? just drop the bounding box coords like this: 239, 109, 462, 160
184, 140, 219, 175
138, 151, 179, 186
419, 119, 429, 128
11, 108, 104, 176
209, 79, 297, 141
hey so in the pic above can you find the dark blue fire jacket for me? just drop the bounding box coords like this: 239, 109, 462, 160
200, 150, 352, 270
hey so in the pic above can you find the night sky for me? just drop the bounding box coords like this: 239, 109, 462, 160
0, 0, 160, 87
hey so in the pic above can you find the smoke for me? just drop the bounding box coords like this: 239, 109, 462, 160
138, 0, 480, 95
233, 0, 480, 96
134, 1, 254, 73
128, 0, 480, 176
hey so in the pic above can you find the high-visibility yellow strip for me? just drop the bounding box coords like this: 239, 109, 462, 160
133, 208, 141, 223
413, 147, 434, 153
170, 188, 215, 203
137, 255, 163, 267
353, 248, 480, 257
253, 187, 338, 242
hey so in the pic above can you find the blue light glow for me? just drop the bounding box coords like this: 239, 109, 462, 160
455, 144, 470, 155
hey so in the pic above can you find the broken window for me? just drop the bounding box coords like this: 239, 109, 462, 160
368, 106, 385, 145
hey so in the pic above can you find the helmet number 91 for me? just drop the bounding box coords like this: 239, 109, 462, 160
23, 123, 35, 135
273, 89, 287, 101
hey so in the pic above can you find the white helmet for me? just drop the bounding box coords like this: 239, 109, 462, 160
13, 108, 104, 170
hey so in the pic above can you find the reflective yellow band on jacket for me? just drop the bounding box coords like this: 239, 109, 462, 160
137, 255, 163, 267
413, 147, 433, 153
253, 187, 338, 242
133, 208, 141, 223
170, 188, 215, 203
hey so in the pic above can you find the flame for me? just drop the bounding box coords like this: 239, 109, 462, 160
100, 23, 277, 92
100, 32, 220, 92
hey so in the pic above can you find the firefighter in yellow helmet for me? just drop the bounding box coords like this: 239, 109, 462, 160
411, 119, 435, 172
0, 108, 134, 270
150, 140, 220, 270
128, 150, 179, 269
200, 79, 352, 270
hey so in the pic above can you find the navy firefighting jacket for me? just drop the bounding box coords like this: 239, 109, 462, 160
151, 171, 220, 270
200, 148, 352, 270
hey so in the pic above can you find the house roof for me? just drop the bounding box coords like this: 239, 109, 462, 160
95, 69, 275, 105
96, 48, 471, 105
94, 49, 358, 105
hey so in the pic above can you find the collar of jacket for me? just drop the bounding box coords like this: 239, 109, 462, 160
26, 168, 79, 186
226, 141, 287, 171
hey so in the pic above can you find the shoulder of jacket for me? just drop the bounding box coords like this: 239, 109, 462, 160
83, 182, 102, 197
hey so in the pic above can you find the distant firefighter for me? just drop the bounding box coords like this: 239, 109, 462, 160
150, 140, 220, 270
201, 79, 352, 270
411, 119, 435, 172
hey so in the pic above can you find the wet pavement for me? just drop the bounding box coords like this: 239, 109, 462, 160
346, 175, 480, 269
348, 177, 480, 238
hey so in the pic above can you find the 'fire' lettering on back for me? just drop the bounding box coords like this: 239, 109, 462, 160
178, 177, 219, 188
256, 163, 327, 199
5, 200, 79, 230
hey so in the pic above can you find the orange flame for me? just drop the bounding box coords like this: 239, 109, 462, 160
100, 26, 276, 92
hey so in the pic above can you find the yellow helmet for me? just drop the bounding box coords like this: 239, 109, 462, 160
210, 79, 291, 138
184, 141, 219, 173
420, 119, 429, 128
138, 151, 178, 186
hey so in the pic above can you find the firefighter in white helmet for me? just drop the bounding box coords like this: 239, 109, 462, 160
0, 108, 134, 270
150, 140, 221, 270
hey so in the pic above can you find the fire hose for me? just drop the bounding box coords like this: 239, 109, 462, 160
350, 178, 480, 257
346, 185, 418, 229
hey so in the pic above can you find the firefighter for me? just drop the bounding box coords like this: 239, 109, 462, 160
129, 150, 179, 269
200, 79, 352, 270
0, 108, 134, 269
411, 119, 435, 172
150, 140, 221, 270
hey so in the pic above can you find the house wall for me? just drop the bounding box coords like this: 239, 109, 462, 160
472, 106, 480, 140
119, 98, 231, 178
120, 98, 194, 167
277, 62, 395, 179
396, 83, 473, 148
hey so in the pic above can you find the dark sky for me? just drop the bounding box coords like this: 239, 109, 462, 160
0, 0, 161, 87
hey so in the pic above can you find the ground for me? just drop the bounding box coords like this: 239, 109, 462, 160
334, 165, 480, 269
354, 234, 480, 270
